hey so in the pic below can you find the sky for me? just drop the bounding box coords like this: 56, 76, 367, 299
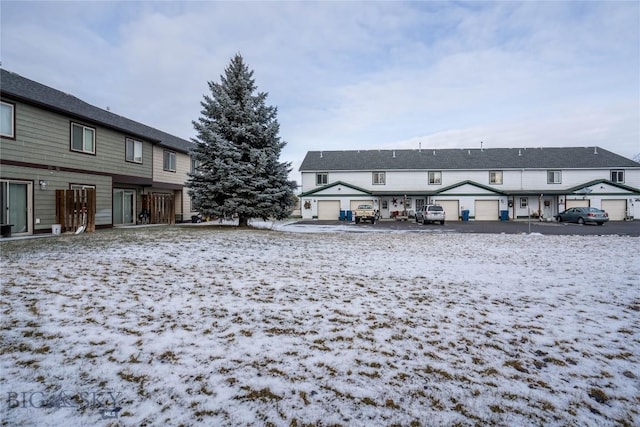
1, 1, 639, 179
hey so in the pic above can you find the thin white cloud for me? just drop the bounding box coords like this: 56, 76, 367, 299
1, 0, 638, 171
390, 101, 639, 156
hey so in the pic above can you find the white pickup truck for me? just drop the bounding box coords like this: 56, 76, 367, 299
354, 204, 376, 224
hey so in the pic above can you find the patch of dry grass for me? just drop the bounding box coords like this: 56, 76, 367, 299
1, 226, 638, 426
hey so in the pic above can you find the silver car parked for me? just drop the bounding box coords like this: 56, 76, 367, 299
555, 207, 609, 225
415, 204, 446, 225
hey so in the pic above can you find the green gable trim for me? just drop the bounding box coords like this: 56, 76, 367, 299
504, 190, 567, 196
372, 191, 437, 197
435, 180, 508, 196
565, 179, 640, 194
300, 180, 373, 197
300, 179, 640, 198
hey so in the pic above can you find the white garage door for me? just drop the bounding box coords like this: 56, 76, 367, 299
350, 200, 374, 211
435, 200, 460, 221
566, 199, 589, 209
474, 200, 499, 221
317, 200, 340, 220
601, 199, 627, 221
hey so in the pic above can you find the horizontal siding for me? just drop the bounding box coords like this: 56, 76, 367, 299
1, 164, 112, 230
625, 169, 640, 185
301, 173, 316, 190
1, 101, 153, 177
182, 190, 197, 219
152, 146, 191, 185
302, 169, 639, 194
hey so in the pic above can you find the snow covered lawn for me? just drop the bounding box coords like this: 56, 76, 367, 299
1, 225, 638, 426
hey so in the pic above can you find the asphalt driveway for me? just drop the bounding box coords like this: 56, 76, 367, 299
293, 219, 640, 236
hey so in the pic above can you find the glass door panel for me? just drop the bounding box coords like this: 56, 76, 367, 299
113, 191, 123, 225
1, 181, 30, 235
113, 189, 135, 225
123, 191, 134, 224
9, 183, 27, 232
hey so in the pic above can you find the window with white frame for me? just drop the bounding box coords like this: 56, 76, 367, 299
1, 101, 15, 138
163, 150, 176, 172
125, 138, 143, 163
520, 197, 528, 208
610, 170, 624, 183
547, 170, 561, 184
71, 122, 95, 154
428, 171, 442, 185
489, 170, 503, 185
316, 173, 328, 185
70, 184, 96, 203
372, 172, 385, 185
191, 157, 201, 174
70, 184, 95, 190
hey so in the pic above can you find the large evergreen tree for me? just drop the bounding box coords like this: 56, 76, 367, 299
187, 54, 297, 227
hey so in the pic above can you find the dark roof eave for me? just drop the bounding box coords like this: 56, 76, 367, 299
1, 91, 165, 144
151, 182, 184, 190
1, 70, 193, 153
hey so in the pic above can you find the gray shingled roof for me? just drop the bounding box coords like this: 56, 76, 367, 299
0, 68, 193, 153
299, 147, 640, 171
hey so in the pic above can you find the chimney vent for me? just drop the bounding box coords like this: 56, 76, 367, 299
594, 147, 598, 155
320, 151, 323, 158
392, 150, 396, 158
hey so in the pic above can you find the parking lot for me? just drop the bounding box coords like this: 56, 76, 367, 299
294, 219, 640, 236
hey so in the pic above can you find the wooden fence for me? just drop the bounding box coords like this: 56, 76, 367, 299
55, 189, 96, 233
141, 193, 175, 225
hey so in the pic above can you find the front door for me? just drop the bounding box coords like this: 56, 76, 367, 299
1, 180, 32, 236
113, 189, 136, 225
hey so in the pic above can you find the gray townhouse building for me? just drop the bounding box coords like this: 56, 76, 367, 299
299, 148, 640, 221
1, 69, 197, 236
